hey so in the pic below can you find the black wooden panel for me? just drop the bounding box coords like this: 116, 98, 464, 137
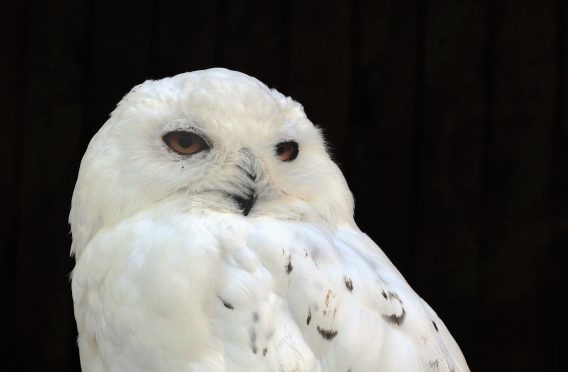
0, 0, 27, 366
286, 0, 352, 160
413, 1, 488, 368
10, 0, 89, 370
481, 1, 557, 370
549, 1, 568, 370
81, 0, 155, 145
348, 0, 420, 286
151, 0, 217, 76
218, 0, 286, 88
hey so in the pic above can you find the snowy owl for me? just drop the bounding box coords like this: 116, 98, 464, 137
70, 68, 469, 372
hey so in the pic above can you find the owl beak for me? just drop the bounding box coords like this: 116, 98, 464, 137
230, 149, 257, 216
230, 170, 256, 216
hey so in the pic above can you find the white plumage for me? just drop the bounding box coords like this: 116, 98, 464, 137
70, 68, 469, 371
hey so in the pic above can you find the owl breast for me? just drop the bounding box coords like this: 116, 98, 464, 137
72, 205, 466, 372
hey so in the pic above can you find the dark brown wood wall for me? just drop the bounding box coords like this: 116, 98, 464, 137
1, 0, 566, 370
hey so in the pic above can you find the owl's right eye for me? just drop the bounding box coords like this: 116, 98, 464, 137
163, 131, 209, 156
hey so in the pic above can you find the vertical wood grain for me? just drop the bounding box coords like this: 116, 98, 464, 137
11, 0, 89, 369
481, 1, 557, 369
412, 1, 488, 368
549, 0, 568, 370
151, 0, 218, 76
0, 0, 27, 367
81, 0, 155, 145
217, 0, 286, 88
348, 0, 421, 284
286, 0, 352, 161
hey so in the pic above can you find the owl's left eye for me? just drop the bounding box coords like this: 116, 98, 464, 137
163, 131, 209, 156
275, 141, 299, 162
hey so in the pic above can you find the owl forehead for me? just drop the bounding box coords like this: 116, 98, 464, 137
114, 69, 315, 154
144, 80, 307, 145
180, 94, 292, 138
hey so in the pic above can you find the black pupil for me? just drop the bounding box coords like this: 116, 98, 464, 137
276, 141, 299, 161
178, 133, 193, 148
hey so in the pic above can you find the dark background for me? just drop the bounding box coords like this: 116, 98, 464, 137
1, 0, 566, 371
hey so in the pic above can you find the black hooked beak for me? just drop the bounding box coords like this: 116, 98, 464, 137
231, 170, 256, 216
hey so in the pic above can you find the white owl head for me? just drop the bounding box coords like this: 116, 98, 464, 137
70, 68, 355, 256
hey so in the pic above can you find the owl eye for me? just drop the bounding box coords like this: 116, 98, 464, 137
275, 141, 299, 162
163, 131, 209, 156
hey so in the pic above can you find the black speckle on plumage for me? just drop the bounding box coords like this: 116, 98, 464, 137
382, 310, 406, 326
307, 308, 312, 325
382, 292, 406, 326
432, 320, 439, 332
317, 326, 338, 340
285, 255, 293, 274
381, 289, 388, 299
262, 347, 267, 356
344, 276, 353, 291
250, 329, 257, 354
219, 297, 234, 310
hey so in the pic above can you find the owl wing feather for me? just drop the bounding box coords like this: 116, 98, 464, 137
72, 207, 468, 372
